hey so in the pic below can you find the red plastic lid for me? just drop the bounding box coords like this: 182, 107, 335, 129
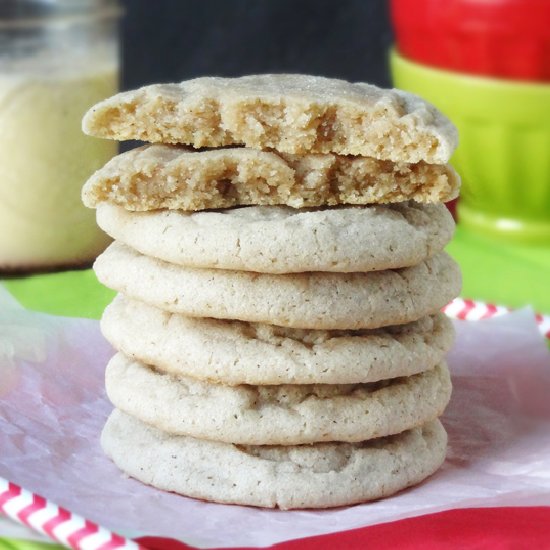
391, 0, 550, 81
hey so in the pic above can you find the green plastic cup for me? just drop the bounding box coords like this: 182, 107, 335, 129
391, 49, 550, 244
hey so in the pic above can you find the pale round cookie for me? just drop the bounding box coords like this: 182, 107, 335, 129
93, 243, 461, 330
94, 202, 455, 273
101, 295, 455, 385
83, 74, 457, 164
101, 410, 448, 509
105, 353, 451, 445
83, 145, 460, 211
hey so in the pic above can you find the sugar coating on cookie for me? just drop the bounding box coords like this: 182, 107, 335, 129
94, 201, 455, 273
93, 242, 462, 330
102, 295, 455, 385
101, 410, 448, 509
82, 74, 458, 164
105, 352, 452, 445
83, 145, 460, 210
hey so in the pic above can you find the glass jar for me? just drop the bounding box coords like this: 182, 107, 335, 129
0, 0, 121, 272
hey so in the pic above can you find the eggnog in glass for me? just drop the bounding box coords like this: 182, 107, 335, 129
0, 0, 121, 271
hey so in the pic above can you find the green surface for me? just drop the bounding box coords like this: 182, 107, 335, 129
0, 542, 59, 550
2, 268, 114, 320
449, 225, 550, 313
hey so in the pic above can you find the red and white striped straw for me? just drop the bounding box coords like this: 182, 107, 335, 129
0, 478, 142, 550
442, 298, 550, 341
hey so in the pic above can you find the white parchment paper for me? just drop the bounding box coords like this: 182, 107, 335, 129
1, 287, 550, 548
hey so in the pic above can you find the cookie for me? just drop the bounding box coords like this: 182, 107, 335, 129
101, 410, 448, 509
101, 295, 455, 385
94, 201, 454, 273
82, 74, 457, 164
105, 352, 451, 445
82, 145, 460, 210
93, 243, 461, 330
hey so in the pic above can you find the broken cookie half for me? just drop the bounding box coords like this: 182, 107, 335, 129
82, 74, 457, 164
82, 144, 460, 211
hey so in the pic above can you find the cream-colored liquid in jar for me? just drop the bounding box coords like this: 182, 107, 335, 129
0, 67, 117, 270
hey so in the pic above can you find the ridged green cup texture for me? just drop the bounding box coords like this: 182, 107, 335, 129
391, 49, 550, 244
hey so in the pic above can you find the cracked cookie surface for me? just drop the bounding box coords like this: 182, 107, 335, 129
101, 411, 448, 509
94, 242, 462, 330
105, 352, 451, 445
82, 145, 460, 210
102, 295, 454, 385
94, 201, 455, 273
82, 74, 457, 164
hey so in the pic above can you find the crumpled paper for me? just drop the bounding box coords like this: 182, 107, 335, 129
1, 286, 550, 549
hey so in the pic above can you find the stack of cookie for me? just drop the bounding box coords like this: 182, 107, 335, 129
82, 75, 461, 509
